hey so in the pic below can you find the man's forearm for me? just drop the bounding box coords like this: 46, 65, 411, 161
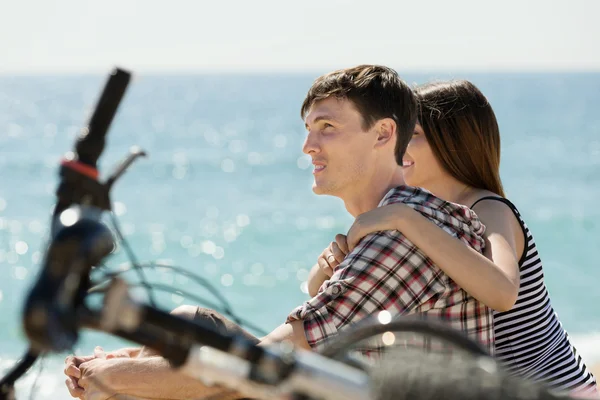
107, 357, 241, 399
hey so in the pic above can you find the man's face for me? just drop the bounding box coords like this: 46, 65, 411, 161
303, 97, 377, 199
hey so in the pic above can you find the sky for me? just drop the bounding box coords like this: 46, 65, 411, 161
1, 0, 599, 73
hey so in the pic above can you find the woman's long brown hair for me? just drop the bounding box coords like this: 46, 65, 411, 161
415, 80, 505, 197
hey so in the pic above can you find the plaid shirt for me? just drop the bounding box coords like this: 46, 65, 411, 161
287, 186, 494, 353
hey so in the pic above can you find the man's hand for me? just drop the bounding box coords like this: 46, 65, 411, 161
64, 347, 106, 398
64, 346, 134, 398
78, 357, 124, 400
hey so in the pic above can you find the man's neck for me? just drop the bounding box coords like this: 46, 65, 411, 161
343, 167, 405, 217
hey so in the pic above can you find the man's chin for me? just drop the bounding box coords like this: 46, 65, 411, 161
312, 183, 336, 197
312, 184, 325, 195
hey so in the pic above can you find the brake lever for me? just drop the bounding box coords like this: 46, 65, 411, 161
104, 146, 148, 190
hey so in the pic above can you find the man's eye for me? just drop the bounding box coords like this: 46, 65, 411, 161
323, 123, 334, 129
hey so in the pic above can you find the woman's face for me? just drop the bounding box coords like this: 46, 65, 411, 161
402, 123, 447, 189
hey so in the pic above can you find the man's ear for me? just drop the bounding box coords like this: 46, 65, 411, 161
374, 118, 396, 148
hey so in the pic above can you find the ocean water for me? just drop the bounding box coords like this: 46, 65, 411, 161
0, 72, 599, 398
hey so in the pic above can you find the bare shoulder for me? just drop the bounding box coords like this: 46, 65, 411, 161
471, 198, 517, 224
471, 196, 525, 257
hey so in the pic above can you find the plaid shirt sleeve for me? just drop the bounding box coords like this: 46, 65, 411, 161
286, 186, 486, 351
286, 229, 447, 351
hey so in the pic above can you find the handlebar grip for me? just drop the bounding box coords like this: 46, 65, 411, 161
74, 67, 131, 168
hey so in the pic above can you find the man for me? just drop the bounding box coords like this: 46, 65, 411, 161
64, 65, 493, 399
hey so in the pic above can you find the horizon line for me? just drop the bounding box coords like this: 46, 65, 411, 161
1, 66, 600, 76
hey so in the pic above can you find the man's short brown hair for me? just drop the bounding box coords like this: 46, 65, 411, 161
301, 65, 418, 164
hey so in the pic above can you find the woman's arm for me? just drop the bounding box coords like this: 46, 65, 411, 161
307, 262, 330, 297
346, 202, 522, 312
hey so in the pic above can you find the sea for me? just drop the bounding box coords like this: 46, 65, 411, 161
1, 71, 599, 398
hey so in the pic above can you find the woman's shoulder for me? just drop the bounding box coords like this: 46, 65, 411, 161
467, 191, 522, 224
469, 193, 528, 260
468, 190, 505, 209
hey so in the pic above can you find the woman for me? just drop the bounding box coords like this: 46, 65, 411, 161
308, 80, 597, 396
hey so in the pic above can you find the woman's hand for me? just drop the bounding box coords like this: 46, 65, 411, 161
317, 234, 349, 277
307, 234, 349, 297
347, 203, 407, 251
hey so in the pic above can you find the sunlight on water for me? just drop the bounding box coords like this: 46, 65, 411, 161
221, 158, 235, 172
221, 273, 234, 286
15, 241, 28, 255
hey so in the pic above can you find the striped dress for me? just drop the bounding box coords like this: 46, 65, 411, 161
471, 196, 597, 396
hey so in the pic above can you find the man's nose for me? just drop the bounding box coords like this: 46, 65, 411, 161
302, 130, 320, 155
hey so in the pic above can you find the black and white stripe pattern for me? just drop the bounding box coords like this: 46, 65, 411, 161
473, 197, 597, 396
